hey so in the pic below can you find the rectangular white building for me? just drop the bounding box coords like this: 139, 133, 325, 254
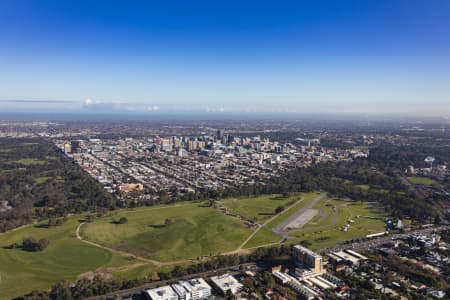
171, 278, 212, 300
210, 273, 243, 295
146, 285, 178, 300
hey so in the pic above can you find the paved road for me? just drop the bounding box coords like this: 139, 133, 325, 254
273, 192, 327, 239
86, 263, 258, 300
86, 224, 449, 299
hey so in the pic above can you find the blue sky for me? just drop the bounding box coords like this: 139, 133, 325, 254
1, 0, 450, 114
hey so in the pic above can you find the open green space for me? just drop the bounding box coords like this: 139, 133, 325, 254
34, 176, 51, 184
33, 175, 65, 185
357, 184, 371, 190
407, 176, 439, 185
220, 193, 301, 223
233, 192, 319, 248
289, 199, 387, 250
0, 217, 131, 300
265, 192, 319, 228
82, 202, 253, 262
0, 191, 388, 299
242, 227, 281, 249
14, 158, 47, 165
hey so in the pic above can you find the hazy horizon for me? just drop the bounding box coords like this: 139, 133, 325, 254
1, 1, 450, 115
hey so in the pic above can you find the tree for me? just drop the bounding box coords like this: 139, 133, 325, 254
300, 240, 312, 248
275, 205, 285, 214
50, 281, 73, 300
171, 265, 187, 277
225, 289, 235, 300
37, 238, 50, 251
262, 272, 275, 289
21, 237, 49, 252
242, 277, 254, 290
118, 217, 128, 224
434, 215, 441, 225
159, 190, 169, 202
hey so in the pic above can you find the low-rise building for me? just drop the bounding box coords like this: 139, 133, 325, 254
146, 285, 178, 300
210, 273, 243, 295
171, 278, 212, 300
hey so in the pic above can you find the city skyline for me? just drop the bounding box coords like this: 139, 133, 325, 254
1, 1, 450, 115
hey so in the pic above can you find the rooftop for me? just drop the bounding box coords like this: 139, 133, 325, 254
146, 285, 178, 300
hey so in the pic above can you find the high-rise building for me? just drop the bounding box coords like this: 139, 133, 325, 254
217, 129, 224, 140
70, 140, 82, 153
293, 245, 324, 274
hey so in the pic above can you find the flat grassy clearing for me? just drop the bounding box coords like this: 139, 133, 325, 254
14, 158, 47, 165
34, 175, 65, 184
289, 199, 386, 250
408, 176, 439, 185
238, 192, 319, 248
82, 202, 253, 262
34, 176, 51, 184
357, 184, 371, 190
220, 194, 300, 223
0, 218, 131, 300
243, 227, 281, 249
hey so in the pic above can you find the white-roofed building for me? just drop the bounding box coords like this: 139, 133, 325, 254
333, 250, 361, 266
210, 273, 243, 295
146, 285, 178, 300
171, 278, 211, 300
171, 283, 190, 300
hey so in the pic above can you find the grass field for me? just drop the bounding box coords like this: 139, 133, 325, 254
289, 198, 386, 250
34, 175, 65, 184
357, 184, 371, 190
14, 158, 47, 165
407, 176, 439, 185
82, 202, 253, 261
34, 176, 51, 184
242, 226, 281, 249
222, 192, 319, 248
220, 194, 301, 223
0, 192, 388, 299
0, 218, 132, 300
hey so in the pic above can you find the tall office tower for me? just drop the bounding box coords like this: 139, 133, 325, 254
217, 129, 224, 140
